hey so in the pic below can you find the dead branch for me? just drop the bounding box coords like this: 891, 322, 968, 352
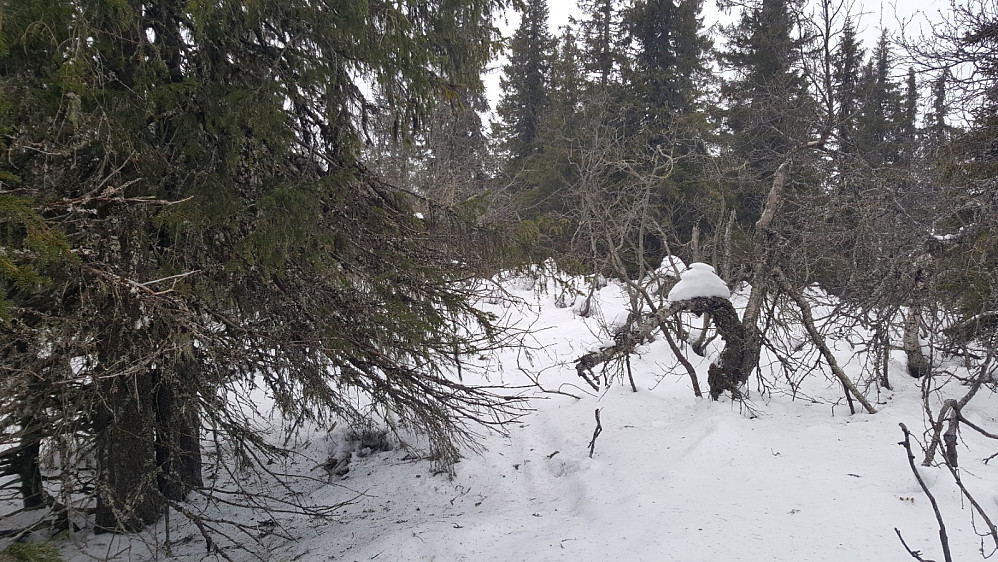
955, 410, 998, 441
574, 304, 683, 390
661, 326, 703, 398
774, 268, 877, 414
741, 160, 790, 381
588, 409, 603, 459
924, 353, 993, 465
899, 422, 953, 562
895, 528, 932, 562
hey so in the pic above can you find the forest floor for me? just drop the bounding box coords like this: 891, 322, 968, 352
51, 270, 998, 561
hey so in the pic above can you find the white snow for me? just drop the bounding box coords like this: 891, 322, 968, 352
656, 255, 687, 277
33, 269, 998, 562
667, 262, 731, 302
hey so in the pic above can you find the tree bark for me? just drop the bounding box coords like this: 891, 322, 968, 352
904, 305, 929, 378
154, 359, 203, 502
94, 371, 165, 532
13, 415, 45, 510
684, 297, 748, 399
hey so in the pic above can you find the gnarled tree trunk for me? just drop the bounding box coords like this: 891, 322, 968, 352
685, 297, 747, 399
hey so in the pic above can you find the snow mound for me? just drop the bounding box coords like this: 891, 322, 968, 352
655, 255, 686, 277
667, 262, 730, 302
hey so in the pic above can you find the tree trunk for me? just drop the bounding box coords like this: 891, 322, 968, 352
13, 415, 45, 510
155, 358, 203, 501
904, 305, 929, 378
741, 160, 790, 381
94, 371, 164, 532
686, 297, 748, 399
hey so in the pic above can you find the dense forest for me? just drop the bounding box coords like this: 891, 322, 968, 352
0, 0, 996, 559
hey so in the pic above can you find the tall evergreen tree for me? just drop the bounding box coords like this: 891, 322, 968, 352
0, 0, 514, 538
505, 26, 583, 255
550, 25, 585, 117
621, 0, 711, 243
833, 17, 865, 154
898, 67, 920, 165
495, 0, 556, 166
927, 70, 951, 146
576, 0, 626, 90
855, 30, 903, 165
625, 0, 710, 124
720, 0, 812, 225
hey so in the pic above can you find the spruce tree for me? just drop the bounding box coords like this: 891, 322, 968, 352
496, 0, 556, 166
625, 0, 710, 123
927, 70, 950, 146
503, 26, 583, 258
576, 0, 624, 89
898, 67, 920, 166
0, 0, 514, 540
833, 18, 865, 154
621, 0, 711, 244
855, 30, 903, 166
720, 0, 811, 226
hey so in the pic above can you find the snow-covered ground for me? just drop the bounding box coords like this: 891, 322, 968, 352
52, 268, 998, 561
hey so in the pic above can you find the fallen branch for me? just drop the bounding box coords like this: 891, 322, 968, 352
575, 304, 683, 390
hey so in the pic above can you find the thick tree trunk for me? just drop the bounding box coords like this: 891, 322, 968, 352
686, 297, 748, 399
94, 371, 164, 532
155, 359, 203, 501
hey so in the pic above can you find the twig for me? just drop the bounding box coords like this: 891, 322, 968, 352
956, 411, 998, 441
899, 422, 953, 562
588, 409, 603, 459
895, 528, 931, 561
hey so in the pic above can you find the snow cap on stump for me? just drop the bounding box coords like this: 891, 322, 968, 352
667, 262, 730, 302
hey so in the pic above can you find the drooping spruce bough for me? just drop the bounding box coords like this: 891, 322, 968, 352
0, 0, 519, 547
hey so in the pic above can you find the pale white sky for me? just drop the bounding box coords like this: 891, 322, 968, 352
485, 0, 947, 114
